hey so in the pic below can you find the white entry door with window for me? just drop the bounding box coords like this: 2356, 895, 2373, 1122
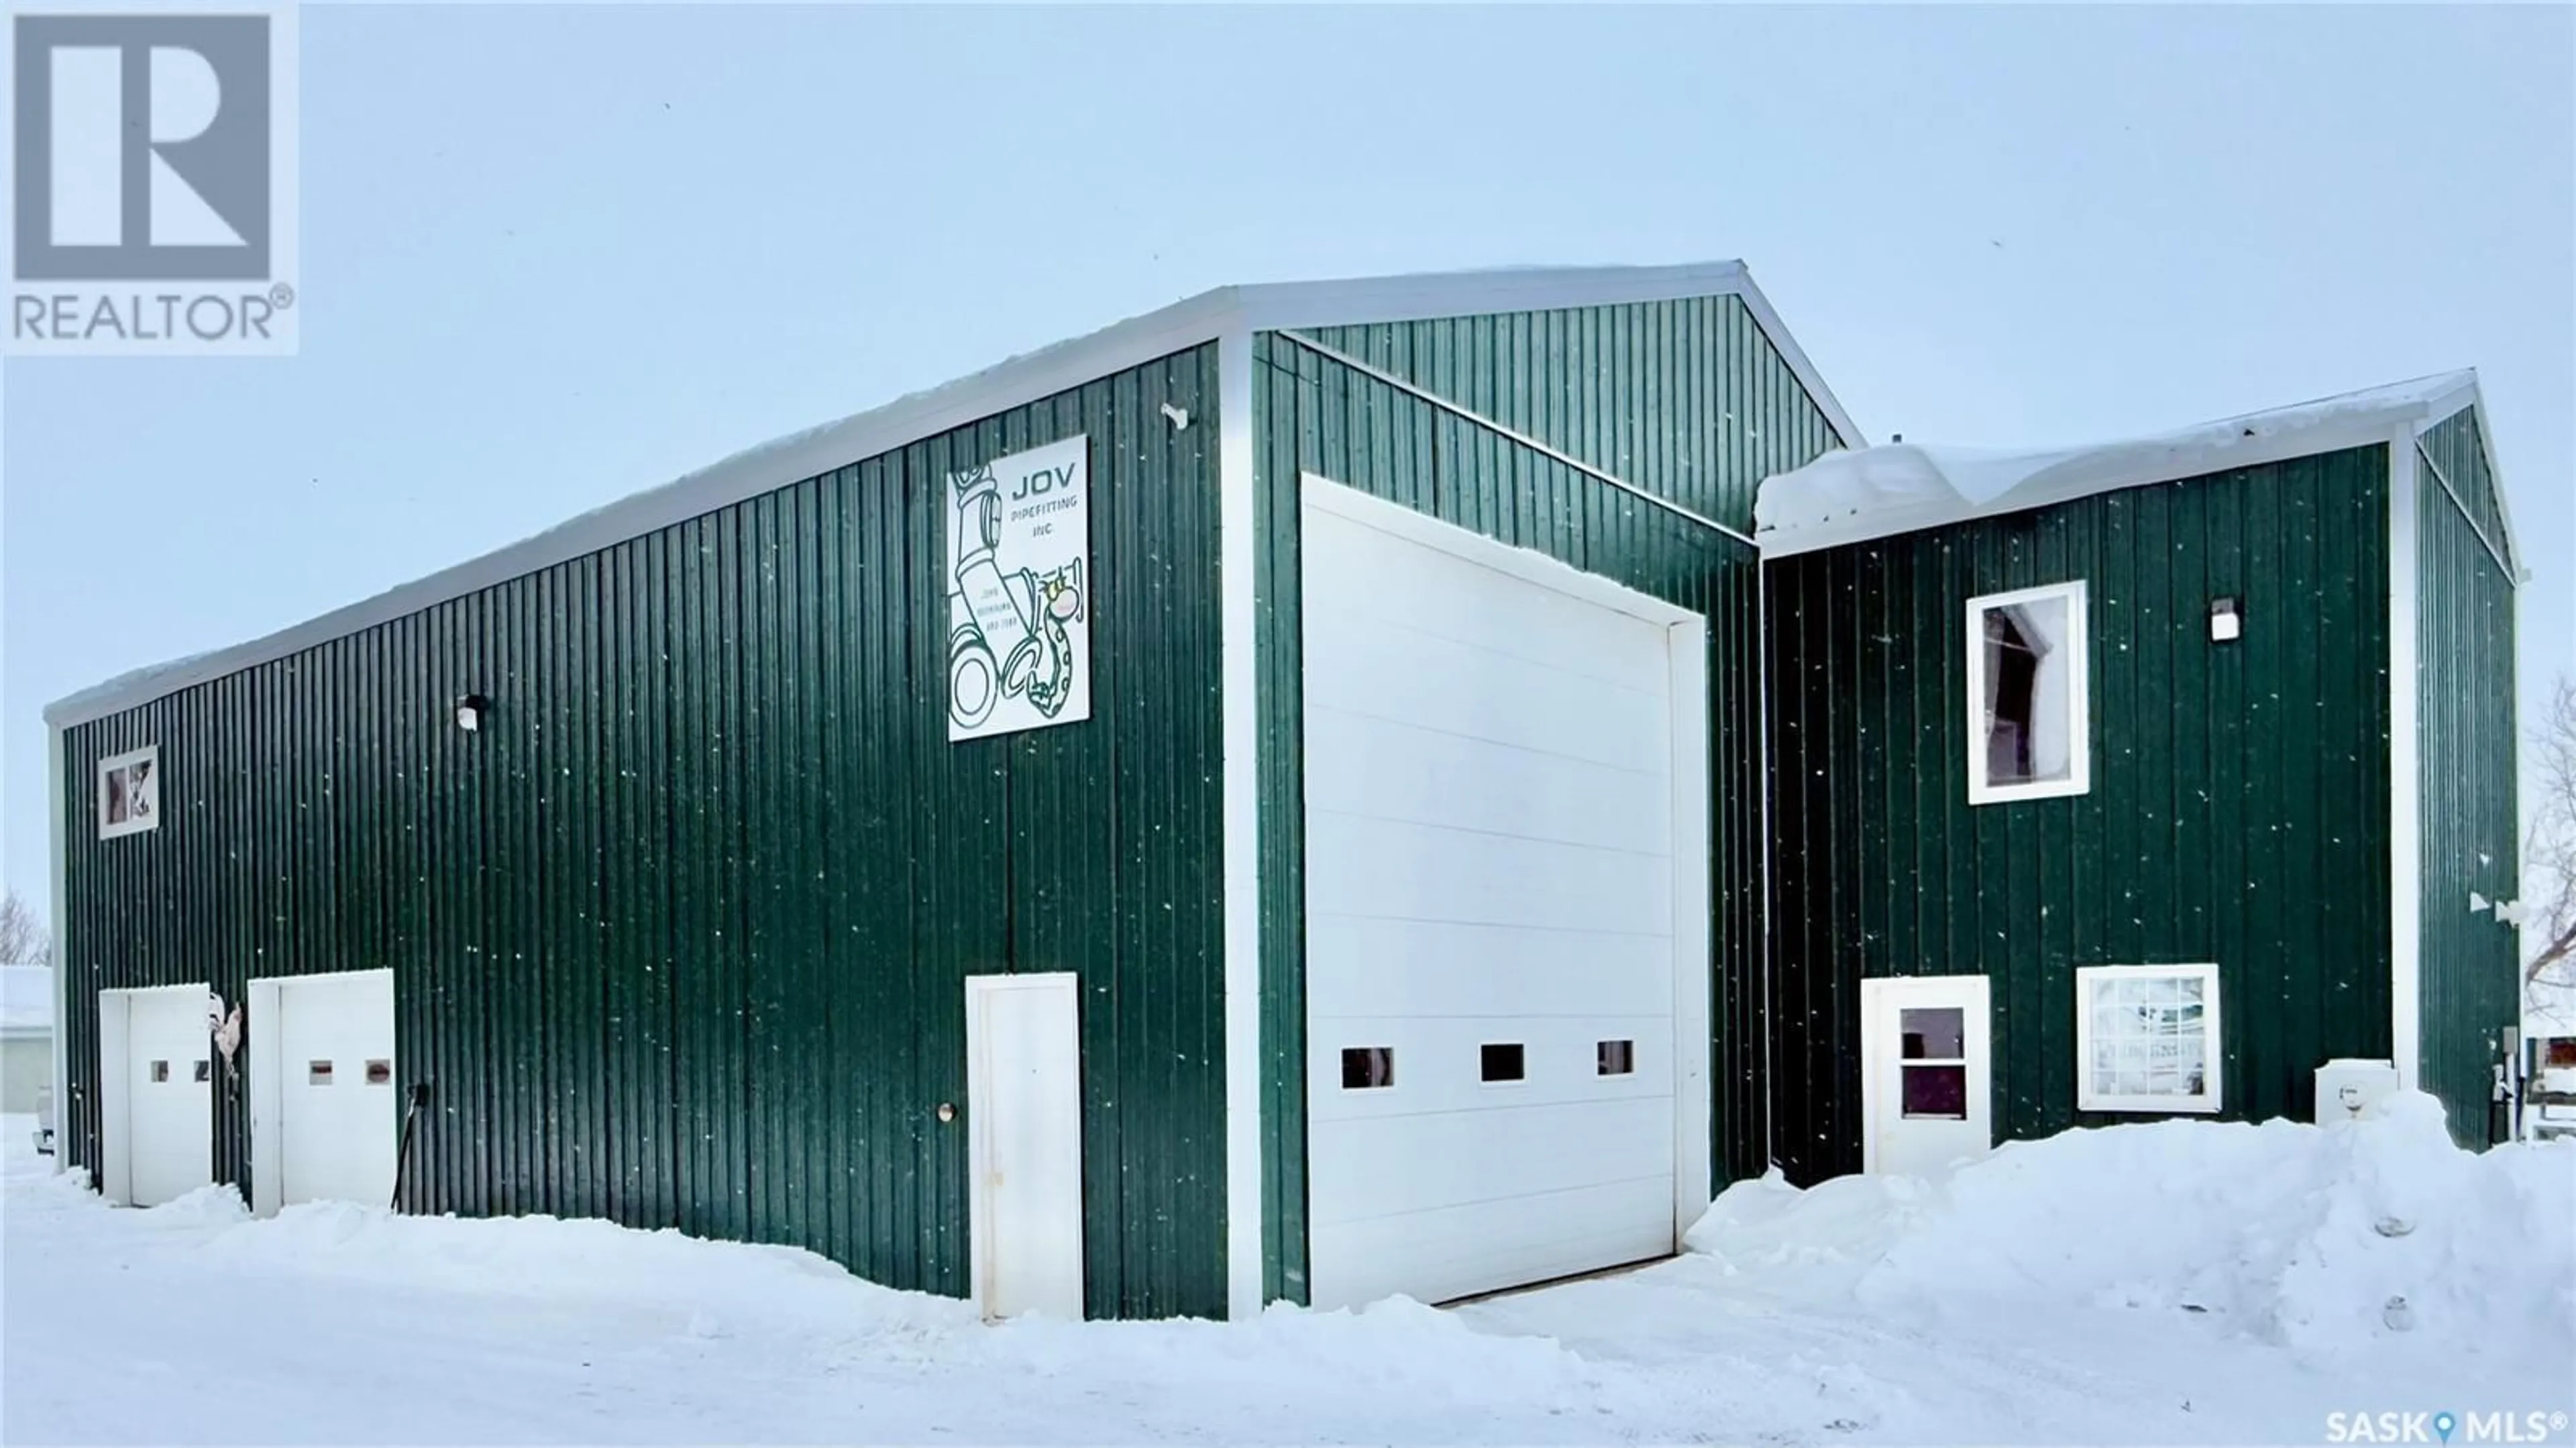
249, 969, 398, 1214
1860, 975, 1992, 1176
1299, 477, 1711, 1311
98, 984, 216, 1206
965, 972, 1086, 1321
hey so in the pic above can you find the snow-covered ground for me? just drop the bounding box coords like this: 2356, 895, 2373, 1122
5, 1096, 2569, 1446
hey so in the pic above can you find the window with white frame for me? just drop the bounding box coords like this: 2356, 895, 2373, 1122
2076, 964, 2220, 1113
97, 745, 161, 839
1965, 581, 2090, 804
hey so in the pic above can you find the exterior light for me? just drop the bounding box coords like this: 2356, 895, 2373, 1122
455, 694, 486, 732
2208, 596, 2243, 643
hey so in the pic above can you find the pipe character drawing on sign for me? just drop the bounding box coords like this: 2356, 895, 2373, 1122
945, 437, 1093, 738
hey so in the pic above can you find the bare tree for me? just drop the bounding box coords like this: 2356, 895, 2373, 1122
2528, 676, 2576, 994
0, 888, 49, 966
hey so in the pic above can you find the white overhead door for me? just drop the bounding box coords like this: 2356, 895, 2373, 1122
1299, 478, 1708, 1311
252, 970, 398, 1212
100, 985, 215, 1207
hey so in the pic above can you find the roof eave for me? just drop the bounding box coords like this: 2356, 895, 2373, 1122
50, 261, 1846, 730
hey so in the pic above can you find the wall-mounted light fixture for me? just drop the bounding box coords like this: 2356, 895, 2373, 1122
455, 693, 487, 732
2208, 596, 2243, 643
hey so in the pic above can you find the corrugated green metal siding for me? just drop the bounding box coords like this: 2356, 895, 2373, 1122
2418, 407, 2514, 572
1765, 447, 2394, 1182
2415, 408, 2520, 1146
1252, 297, 1841, 1304
59, 344, 1228, 1319
1299, 296, 1849, 527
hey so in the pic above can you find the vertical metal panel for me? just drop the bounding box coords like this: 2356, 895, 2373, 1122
1250, 295, 1839, 1303
2414, 407, 2520, 1144
2418, 407, 2513, 571
57, 344, 1226, 1319
1764, 447, 2396, 1182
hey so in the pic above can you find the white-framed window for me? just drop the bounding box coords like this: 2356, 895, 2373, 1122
97, 745, 161, 839
2076, 964, 2221, 1114
1964, 581, 2090, 805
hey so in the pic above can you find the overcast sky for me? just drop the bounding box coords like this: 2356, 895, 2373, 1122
5, 3, 2571, 913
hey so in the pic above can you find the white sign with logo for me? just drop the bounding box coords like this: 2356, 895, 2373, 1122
945, 434, 1091, 741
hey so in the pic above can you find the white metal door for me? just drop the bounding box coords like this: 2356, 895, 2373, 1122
1861, 976, 1993, 1176
104, 986, 214, 1207
268, 970, 398, 1208
1299, 480, 1708, 1311
965, 973, 1085, 1321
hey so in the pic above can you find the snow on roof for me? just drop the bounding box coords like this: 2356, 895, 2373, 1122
1755, 370, 2485, 558
0, 966, 54, 1034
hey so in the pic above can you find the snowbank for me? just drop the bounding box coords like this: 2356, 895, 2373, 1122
1686, 1092, 2575, 1367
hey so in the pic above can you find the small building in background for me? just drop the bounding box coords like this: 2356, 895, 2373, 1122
1, 965, 56, 1115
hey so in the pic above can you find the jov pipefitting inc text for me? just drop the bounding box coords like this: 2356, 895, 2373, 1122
7, 4, 299, 355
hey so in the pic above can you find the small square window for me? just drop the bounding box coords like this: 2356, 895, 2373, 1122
1481, 1043, 1525, 1084
97, 745, 162, 840
1340, 1047, 1393, 1090
2076, 964, 2221, 1113
1966, 582, 2090, 805
149, 1059, 170, 1084
192, 1059, 211, 1084
365, 1059, 393, 1086
1597, 1039, 1635, 1076
309, 1059, 335, 1086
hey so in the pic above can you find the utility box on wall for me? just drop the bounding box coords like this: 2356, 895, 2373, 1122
2315, 1059, 2403, 1123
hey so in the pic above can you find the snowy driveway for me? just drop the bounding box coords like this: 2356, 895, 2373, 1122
5, 1106, 2569, 1446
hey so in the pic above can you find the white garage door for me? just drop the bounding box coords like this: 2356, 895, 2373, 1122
254, 970, 398, 1212
1300, 478, 1707, 1311
101, 985, 215, 1207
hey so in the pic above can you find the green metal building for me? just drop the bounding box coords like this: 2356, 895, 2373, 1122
1755, 373, 2526, 1176
43, 266, 2526, 1320
45, 264, 1855, 1320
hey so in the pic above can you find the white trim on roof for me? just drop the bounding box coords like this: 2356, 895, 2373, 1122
2412, 376, 2526, 580
1754, 370, 2510, 560
46, 262, 1856, 729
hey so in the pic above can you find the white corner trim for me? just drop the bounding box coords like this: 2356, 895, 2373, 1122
47, 721, 70, 1178
1754, 562, 1777, 1173
2387, 431, 2423, 1090
1216, 329, 1265, 1322
1668, 615, 1715, 1235
1299, 476, 1703, 630
2074, 964, 2223, 1115
1962, 580, 2092, 807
